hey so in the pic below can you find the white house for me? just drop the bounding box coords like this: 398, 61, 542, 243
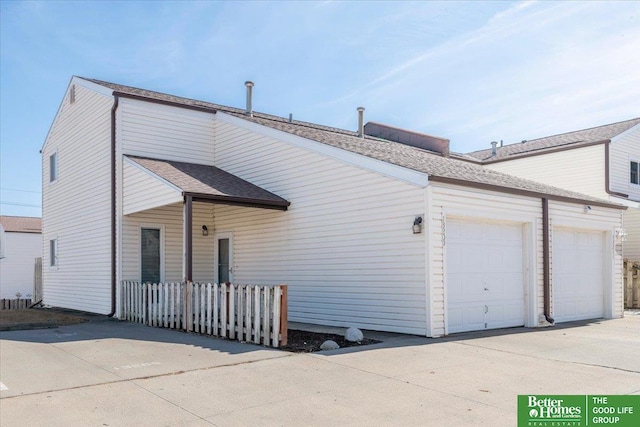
41, 76, 627, 336
464, 119, 640, 262
0, 216, 42, 299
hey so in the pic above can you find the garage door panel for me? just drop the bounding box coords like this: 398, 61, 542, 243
447, 219, 525, 334
553, 228, 604, 323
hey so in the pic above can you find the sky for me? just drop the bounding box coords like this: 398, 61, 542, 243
1, 0, 639, 217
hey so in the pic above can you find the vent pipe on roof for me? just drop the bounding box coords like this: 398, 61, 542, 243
491, 141, 498, 156
245, 81, 254, 117
357, 107, 365, 138
288, 113, 293, 123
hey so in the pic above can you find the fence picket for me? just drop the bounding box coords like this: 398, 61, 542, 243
119, 281, 286, 347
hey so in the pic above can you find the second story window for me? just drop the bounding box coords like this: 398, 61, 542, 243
631, 161, 639, 185
50, 239, 58, 267
50, 152, 57, 182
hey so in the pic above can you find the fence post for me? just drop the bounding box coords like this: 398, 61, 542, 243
279, 285, 288, 346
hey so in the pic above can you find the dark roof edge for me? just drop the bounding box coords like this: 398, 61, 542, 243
186, 192, 290, 211
113, 91, 219, 115
466, 139, 609, 164
428, 176, 626, 210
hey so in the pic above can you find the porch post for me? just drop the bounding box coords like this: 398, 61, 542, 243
183, 195, 193, 331
183, 195, 193, 282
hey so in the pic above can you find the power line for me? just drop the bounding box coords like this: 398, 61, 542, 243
0, 201, 41, 207
0, 187, 41, 194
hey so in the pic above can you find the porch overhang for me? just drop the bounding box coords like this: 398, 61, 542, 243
124, 155, 290, 213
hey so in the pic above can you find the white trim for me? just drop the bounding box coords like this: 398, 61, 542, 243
213, 231, 233, 284
423, 186, 433, 337
139, 224, 165, 283
123, 156, 184, 193
215, 112, 430, 187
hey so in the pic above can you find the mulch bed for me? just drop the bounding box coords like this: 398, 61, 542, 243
280, 329, 381, 353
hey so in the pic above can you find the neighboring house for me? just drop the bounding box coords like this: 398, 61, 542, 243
0, 216, 42, 299
41, 76, 626, 336
465, 118, 640, 262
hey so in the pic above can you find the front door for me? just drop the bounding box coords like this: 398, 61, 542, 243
214, 232, 233, 284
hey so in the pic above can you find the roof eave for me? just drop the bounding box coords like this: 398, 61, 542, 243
185, 192, 290, 211
428, 175, 626, 210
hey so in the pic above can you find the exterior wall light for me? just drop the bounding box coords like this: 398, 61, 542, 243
413, 216, 423, 234
584, 205, 592, 213
614, 228, 627, 243
202, 225, 209, 236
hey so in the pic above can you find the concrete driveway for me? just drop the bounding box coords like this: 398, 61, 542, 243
1, 314, 639, 426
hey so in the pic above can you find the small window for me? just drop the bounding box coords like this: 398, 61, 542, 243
69, 85, 76, 104
49, 152, 57, 182
50, 239, 58, 267
631, 161, 639, 185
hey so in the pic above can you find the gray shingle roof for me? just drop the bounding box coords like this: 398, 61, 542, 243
83, 77, 624, 208
127, 156, 289, 210
0, 216, 42, 233
466, 118, 640, 161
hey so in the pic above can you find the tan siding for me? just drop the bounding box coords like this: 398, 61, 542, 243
120, 99, 216, 164
623, 208, 640, 262
41, 84, 113, 314
487, 145, 607, 199
212, 119, 427, 335
122, 160, 182, 215
431, 184, 543, 337
610, 125, 640, 201
548, 201, 624, 319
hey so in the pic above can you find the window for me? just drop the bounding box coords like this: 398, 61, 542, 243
69, 85, 76, 104
49, 152, 57, 182
141, 228, 161, 283
631, 161, 639, 185
50, 239, 58, 267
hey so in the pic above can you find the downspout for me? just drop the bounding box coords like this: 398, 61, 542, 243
604, 141, 629, 198
542, 198, 554, 325
108, 95, 119, 317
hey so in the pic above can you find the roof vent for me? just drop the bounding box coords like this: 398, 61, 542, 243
357, 107, 365, 138
491, 141, 498, 156
244, 81, 254, 117
363, 122, 450, 157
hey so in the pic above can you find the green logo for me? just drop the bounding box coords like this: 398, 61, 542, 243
518, 395, 640, 427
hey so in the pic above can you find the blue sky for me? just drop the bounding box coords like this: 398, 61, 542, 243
1, 1, 639, 217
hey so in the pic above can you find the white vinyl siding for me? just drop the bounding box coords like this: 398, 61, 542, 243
122, 159, 182, 215
119, 98, 216, 164
486, 145, 607, 199
209, 118, 428, 335
610, 125, 640, 201
0, 232, 41, 299
41, 83, 113, 314
623, 208, 640, 261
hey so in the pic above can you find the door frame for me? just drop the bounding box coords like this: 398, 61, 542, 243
213, 231, 233, 284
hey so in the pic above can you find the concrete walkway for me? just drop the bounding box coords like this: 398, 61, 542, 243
1, 315, 639, 426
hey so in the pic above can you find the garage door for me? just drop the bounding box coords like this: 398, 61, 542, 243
553, 228, 604, 323
446, 219, 525, 333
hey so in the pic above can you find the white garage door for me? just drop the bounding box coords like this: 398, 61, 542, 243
446, 219, 525, 333
553, 228, 604, 323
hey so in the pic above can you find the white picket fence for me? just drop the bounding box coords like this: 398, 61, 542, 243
121, 281, 288, 347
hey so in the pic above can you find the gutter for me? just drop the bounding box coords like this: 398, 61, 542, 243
108, 95, 119, 317
604, 141, 629, 198
542, 198, 554, 325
